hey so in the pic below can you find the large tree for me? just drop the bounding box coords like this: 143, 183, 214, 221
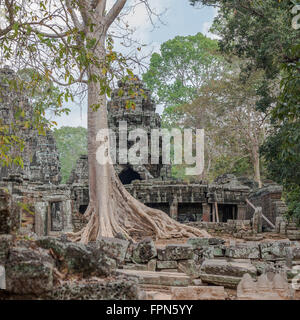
180, 70, 269, 187
189, 0, 300, 220
142, 32, 224, 116
0, 0, 209, 242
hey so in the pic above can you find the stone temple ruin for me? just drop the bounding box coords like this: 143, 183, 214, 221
0, 69, 298, 241
0, 68, 300, 301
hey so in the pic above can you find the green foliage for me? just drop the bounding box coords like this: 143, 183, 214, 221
143, 32, 223, 109
53, 126, 87, 183
261, 121, 300, 222
190, 0, 300, 218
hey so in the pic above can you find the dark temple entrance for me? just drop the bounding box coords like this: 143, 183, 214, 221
119, 167, 142, 185
216, 204, 237, 222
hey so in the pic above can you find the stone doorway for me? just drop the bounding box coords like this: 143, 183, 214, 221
119, 167, 142, 185
50, 201, 63, 231
217, 204, 237, 222
178, 203, 202, 222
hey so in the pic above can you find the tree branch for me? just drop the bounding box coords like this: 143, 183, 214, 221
65, 0, 83, 30
104, 0, 127, 29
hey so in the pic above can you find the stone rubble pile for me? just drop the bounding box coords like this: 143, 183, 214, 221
0, 233, 299, 300
0, 235, 141, 300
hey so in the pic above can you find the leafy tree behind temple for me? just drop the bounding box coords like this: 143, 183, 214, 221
189, 0, 300, 221
143, 32, 224, 112
53, 127, 87, 184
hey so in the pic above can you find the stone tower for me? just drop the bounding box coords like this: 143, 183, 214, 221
0, 67, 61, 184
107, 77, 171, 184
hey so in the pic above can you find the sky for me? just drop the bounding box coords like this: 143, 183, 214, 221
50, 1, 217, 129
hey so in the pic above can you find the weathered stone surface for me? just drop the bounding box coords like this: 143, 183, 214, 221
146, 291, 171, 300
0, 265, 6, 289
237, 273, 295, 300
171, 286, 226, 300
0, 190, 11, 234
213, 246, 225, 257
51, 277, 141, 300
202, 246, 215, 259
5, 246, 54, 295
187, 237, 225, 249
192, 279, 203, 286
97, 255, 117, 276
123, 263, 148, 271
36, 236, 67, 256
200, 259, 257, 288
158, 244, 193, 261
37, 236, 117, 276
200, 274, 242, 288
147, 259, 157, 272
225, 244, 260, 259
132, 238, 157, 264
292, 247, 300, 260
252, 261, 276, 275
118, 269, 191, 287
201, 259, 257, 278
259, 240, 291, 260
187, 238, 210, 248
95, 237, 129, 264
0, 234, 13, 265
178, 260, 201, 279
157, 260, 178, 269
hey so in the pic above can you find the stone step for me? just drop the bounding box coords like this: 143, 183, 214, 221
117, 269, 191, 287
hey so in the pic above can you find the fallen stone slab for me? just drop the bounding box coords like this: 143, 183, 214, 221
37, 237, 117, 276
200, 259, 257, 288
225, 244, 260, 259
178, 259, 201, 279
187, 237, 225, 249
171, 286, 226, 300
200, 274, 244, 288
158, 244, 194, 261
50, 277, 141, 300
123, 263, 148, 271
201, 259, 257, 278
93, 236, 129, 264
5, 246, 54, 295
259, 240, 291, 260
157, 260, 178, 269
117, 269, 191, 287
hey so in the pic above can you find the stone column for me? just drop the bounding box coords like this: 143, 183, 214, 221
202, 203, 211, 222
63, 200, 74, 232
237, 204, 247, 220
170, 198, 178, 220
34, 202, 48, 236
253, 207, 263, 233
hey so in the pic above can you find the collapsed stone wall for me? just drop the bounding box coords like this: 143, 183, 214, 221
0, 235, 142, 300
1, 234, 299, 300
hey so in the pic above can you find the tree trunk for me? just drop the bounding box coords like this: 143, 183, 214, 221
69, 35, 210, 243
252, 146, 262, 188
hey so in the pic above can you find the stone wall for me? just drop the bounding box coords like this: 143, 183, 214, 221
186, 220, 254, 239
247, 185, 288, 229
